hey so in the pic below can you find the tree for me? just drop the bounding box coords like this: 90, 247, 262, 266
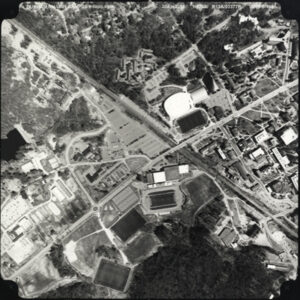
49, 243, 77, 278
166, 64, 186, 85
178, 6, 203, 43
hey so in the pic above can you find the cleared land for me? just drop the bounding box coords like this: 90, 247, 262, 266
94, 259, 130, 291
18, 255, 63, 296
184, 174, 221, 207
125, 157, 149, 172
111, 209, 146, 242
63, 215, 102, 244
71, 231, 112, 277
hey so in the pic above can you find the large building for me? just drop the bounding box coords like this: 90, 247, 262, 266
163, 87, 209, 122
272, 147, 290, 170
147, 164, 189, 186
280, 127, 298, 145
190, 87, 209, 105
254, 130, 270, 144
163, 92, 194, 121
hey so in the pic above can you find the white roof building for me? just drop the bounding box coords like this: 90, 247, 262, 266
291, 173, 298, 190
164, 92, 194, 120
255, 130, 270, 144
272, 147, 290, 169
239, 14, 259, 27
153, 171, 167, 183
21, 161, 35, 173
280, 127, 298, 145
179, 164, 189, 174
249, 147, 264, 160
190, 87, 209, 105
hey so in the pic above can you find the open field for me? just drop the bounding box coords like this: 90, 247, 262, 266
94, 259, 130, 291
184, 174, 221, 207
124, 233, 159, 264
254, 77, 278, 97
70, 231, 112, 277
18, 254, 63, 296
125, 157, 149, 172
63, 215, 101, 244
242, 109, 271, 123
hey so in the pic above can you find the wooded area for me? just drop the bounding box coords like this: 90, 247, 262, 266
129, 222, 283, 298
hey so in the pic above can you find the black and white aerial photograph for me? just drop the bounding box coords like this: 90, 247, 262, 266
1, 1, 298, 299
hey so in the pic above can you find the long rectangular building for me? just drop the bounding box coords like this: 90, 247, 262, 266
147, 164, 189, 185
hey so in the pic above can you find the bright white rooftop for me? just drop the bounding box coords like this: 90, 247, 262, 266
164, 92, 194, 120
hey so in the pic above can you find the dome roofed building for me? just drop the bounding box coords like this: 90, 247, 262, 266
163, 92, 194, 121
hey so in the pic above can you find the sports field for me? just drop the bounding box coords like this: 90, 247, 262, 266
149, 190, 176, 210
124, 233, 159, 264
94, 259, 130, 291
177, 110, 208, 133
111, 208, 146, 242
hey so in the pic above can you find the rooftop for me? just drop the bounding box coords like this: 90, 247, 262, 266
164, 92, 194, 120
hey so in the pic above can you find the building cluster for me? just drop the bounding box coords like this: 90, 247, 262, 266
84, 163, 129, 190
222, 27, 294, 105
115, 49, 157, 85
146, 164, 190, 188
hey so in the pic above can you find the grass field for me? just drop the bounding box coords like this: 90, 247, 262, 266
94, 259, 130, 291
242, 109, 271, 123
124, 233, 159, 264
63, 215, 102, 244
254, 77, 278, 97
184, 174, 221, 207
125, 157, 149, 172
